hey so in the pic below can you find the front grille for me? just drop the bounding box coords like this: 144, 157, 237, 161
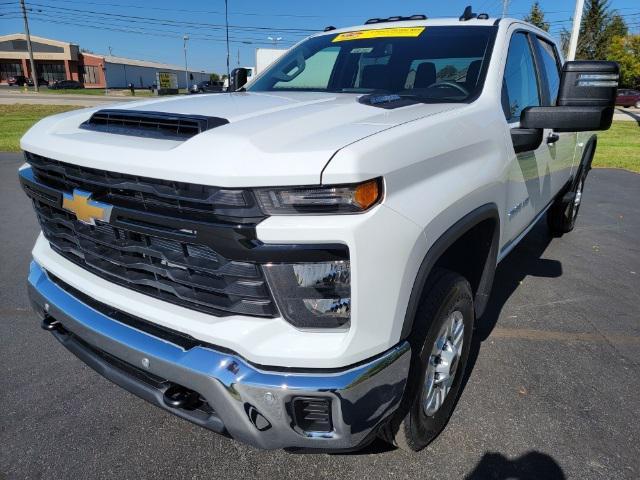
33, 198, 277, 317
26, 152, 265, 223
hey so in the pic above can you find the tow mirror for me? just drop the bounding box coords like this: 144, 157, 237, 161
520, 61, 619, 133
230, 67, 249, 92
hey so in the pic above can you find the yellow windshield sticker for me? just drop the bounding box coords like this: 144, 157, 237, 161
332, 27, 425, 42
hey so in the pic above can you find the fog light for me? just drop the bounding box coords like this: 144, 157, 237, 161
263, 261, 350, 328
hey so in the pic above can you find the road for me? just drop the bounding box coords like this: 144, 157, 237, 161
1, 152, 639, 479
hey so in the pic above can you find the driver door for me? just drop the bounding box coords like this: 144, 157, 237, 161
502, 31, 552, 246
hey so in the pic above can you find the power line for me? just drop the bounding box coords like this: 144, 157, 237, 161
26, 2, 320, 33
4, 8, 306, 43
4, 11, 289, 46
33, 0, 335, 19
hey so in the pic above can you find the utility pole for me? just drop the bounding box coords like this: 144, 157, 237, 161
225, 0, 230, 84
501, 0, 510, 18
567, 0, 585, 60
237, 48, 240, 66
224, 0, 231, 83
20, 0, 39, 92
183, 35, 189, 91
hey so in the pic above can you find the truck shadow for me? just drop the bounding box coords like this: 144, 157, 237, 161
465, 451, 566, 479
462, 219, 562, 396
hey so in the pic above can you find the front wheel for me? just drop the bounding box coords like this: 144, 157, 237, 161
386, 269, 474, 452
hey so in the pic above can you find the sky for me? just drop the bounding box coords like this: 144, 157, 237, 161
1, 0, 639, 74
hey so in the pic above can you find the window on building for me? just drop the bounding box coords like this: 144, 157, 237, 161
37, 63, 66, 82
82, 65, 99, 84
0, 62, 22, 82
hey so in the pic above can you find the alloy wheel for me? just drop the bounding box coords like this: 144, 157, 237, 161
422, 310, 465, 416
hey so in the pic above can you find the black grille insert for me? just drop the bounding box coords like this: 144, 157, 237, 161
80, 109, 229, 140
33, 199, 277, 318
26, 152, 265, 223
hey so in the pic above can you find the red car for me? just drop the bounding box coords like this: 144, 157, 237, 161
616, 89, 640, 108
7, 75, 28, 86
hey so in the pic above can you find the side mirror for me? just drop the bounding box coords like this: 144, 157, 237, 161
520, 61, 619, 132
230, 68, 249, 92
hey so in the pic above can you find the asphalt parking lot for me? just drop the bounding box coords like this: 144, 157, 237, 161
1, 152, 638, 479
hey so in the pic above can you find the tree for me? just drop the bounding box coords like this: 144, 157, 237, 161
575, 0, 628, 61
524, 2, 550, 32
210, 72, 221, 82
607, 35, 640, 88
576, 0, 611, 60
604, 14, 628, 40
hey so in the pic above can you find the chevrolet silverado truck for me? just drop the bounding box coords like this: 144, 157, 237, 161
20, 11, 619, 452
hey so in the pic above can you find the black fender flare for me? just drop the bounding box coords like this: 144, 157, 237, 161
400, 203, 500, 341
574, 135, 598, 187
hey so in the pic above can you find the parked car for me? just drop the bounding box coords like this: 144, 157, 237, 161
190, 80, 224, 93
26, 77, 49, 87
7, 75, 28, 86
19, 12, 618, 453
48, 80, 83, 90
616, 89, 640, 108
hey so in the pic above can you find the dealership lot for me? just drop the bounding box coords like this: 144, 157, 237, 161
1, 152, 638, 479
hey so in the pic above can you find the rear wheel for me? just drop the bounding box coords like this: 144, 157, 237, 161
547, 168, 587, 236
385, 269, 474, 452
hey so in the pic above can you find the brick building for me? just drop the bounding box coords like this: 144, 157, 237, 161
0, 33, 211, 88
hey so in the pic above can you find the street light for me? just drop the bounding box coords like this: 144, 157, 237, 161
183, 35, 189, 92
267, 36, 283, 47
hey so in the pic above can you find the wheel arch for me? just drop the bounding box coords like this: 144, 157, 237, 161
400, 203, 500, 341
575, 134, 598, 183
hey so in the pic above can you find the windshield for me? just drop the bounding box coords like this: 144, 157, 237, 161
248, 26, 495, 102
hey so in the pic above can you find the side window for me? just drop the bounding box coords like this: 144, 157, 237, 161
535, 38, 562, 105
502, 32, 540, 122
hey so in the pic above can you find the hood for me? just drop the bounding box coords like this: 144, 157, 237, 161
21, 91, 463, 187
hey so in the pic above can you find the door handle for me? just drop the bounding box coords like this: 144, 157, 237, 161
547, 133, 560, 145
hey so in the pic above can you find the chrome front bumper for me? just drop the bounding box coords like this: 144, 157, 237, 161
28, 261, 411, 450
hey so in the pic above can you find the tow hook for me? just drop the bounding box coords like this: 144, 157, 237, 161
41, 316, 64, 333
163, 384, 200, 410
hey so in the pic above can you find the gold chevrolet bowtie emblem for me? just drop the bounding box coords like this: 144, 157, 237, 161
61, 189, 113, 225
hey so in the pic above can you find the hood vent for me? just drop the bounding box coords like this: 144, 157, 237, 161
80, 109, 229, 140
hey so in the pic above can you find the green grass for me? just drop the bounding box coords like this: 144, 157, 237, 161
0, 104, 81, 152
592, 121, 640, 173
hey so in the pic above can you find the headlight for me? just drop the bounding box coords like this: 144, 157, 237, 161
263, 260, 350, 328
255, 178, 382, 215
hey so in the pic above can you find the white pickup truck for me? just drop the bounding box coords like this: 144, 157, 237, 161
20, 11, 618, 452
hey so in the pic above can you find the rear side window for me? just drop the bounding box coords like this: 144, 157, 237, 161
535, 38, 562, 105
502, 32, 540, 122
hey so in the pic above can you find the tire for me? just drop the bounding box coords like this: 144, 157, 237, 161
547, 167, 587, 236
385, 269, 474, 452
